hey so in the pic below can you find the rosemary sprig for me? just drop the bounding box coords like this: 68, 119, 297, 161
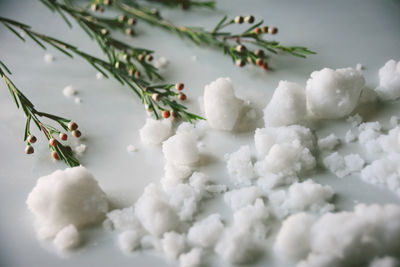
0, 16, 203, 122
0, 60, 80, 167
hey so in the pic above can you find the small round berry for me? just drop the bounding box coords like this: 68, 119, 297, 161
262, 62, 269, 70
179, 93, 187, 101
91, 4, 99, 11
127, 18, 136, 25
146, 55, 153, 62
236, 45, 246, 53
236, 59, 245, 67
25, 145, 34, 154
68, 121, 78, 131
101, 28, 109, 35
99, 7, 104, 13
125, 28, 134, 36
135, 71, 141, 78
256, 58, 264, 66
118, 15, 126, 22
268, 27, 278, 34
234, 16, 244, 24
59, 133, 68, 141
138, 54, 145, 61
162, 110, 171, 119
51, 151, 60, 160
49, 138, 57, 147
176, 83, 184, 91
255, 49, 265, 57
27, 135, 37, 144
244, 15, 255, 23
262, 26, 269, 33
152, 93, 160, 101
72, 130, 82, 138
247, 57, 253, 64
129, 67, 134, 76
255, 27, 262, 35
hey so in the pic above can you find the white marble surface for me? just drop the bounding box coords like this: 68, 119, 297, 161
0, 0, 400, 266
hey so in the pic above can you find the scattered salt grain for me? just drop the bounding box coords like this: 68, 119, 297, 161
187, 214, 224, 248
63, 85, 77, 97
161, 232, 186, 260
356, 63, 363, 71
254, 125, 315, 157
44, 53, 55, 63
96, 72, 104, 80
190, 55, 198, 62
179, 248, 202, 267
347, 114, 363, 127
154, 57, 169, 69
74, 97, 82, 104
376, 59, 400, 100
345, 129, 357, 143
26, 166, 108, 239
317, 134, 340, 150
224, 186, 262, 211
75, 144, 87, 155
163, 132, 199, 166
225, 145, 255, 185
119, 230, 142, 252
264, 81, 307, 127
203, 77, 243, 131
140, 118, 172, 145
126, 144, 137, 153
306, 67, 365, 119
324, 152, 363, 178
53, 224, 81, 251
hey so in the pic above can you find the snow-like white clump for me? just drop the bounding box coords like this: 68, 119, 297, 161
135, 183, 179, 236
187, 214, 224, 248
75, 144, 87, 155
263, 81, 307, 127
74, 97, 82, 104
119, 230, 142, 252
96, 72, 104, 80
356, 63, 363, 71
358, 122, 382, 144
347, 113, 363, 127
53, 224, 81, 251
306, 67, 365, 119
269, 179, 335, 218
369, 256, 398, 267
276, 204, 400, 267
203, 77, 243, 131
63, 85, 77, 97
163, 132, 199, 166
317, 134, 340, 150
378, 127, 400, 153
274, 213, 315, 261
345, 129, 357, 143
26, 166, 108, 239
215, 199, 271, 264
255, 143, 316, 177
154, 56, 169, 69
376, 59, 400, 100
179, 248, 202, 267
161, 162, 193, 190
257, 172, 298, 191
140, 118, 172, 145
44, 53, 55, 63
254, 125, 315, 157
323, 152, 364, 178
161, 232, 186, 260
176, 121, 207, 140
225, 145, 255, 185
166, 183, 202, 221
361, 153, 400, 196
224, 186, 262, 211
126, 144, 137, 153
106, 207, 143, 232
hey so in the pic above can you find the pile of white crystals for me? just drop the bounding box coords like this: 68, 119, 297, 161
25, 59, 400, 266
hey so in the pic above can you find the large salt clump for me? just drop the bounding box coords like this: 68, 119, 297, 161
275, 204, 400, 267
254, 125, 315, 157
140, 118, 172, 145
269, 180, 335, 219
225, 145, 256, 185
187, 214, 224, 248
376, 59, 400, 100
224, 186, 262, 211
26, 166, 108, 239
306, 67, 365, 119
203, 77, 243, 131
163, 132, 199, 166
263, 81, 307, 127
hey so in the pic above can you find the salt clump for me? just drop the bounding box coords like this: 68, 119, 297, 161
323, 152, 364, 178
376, 59, 400, 100
225, 145, 256, 185
163, 132, 199, 166
63, 85, 77, 97
254, 125, 315, 157
269, 179, 335, 218
26, 166, 108, 239
224, 186, 262, 211
203, 77, 243, 131
161, 231, 186, 259
154, 56, 169, 69
96, 72, 104, 80
306, 67, 365, 119
140, 118, 172, 145
179, 247, 202, 267
161, 162, 193, 190
263, 81, 307, 127
44, 53, 55, 63
276, 204, 400, 267
187, 214, 224, 248
317, 133, 340, 150
53, 224, 81, 251
119, 230, 142, 252
368, 256, 398, 267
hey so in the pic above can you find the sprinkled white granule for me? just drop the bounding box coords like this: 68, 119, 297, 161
63, 85, 77, 97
